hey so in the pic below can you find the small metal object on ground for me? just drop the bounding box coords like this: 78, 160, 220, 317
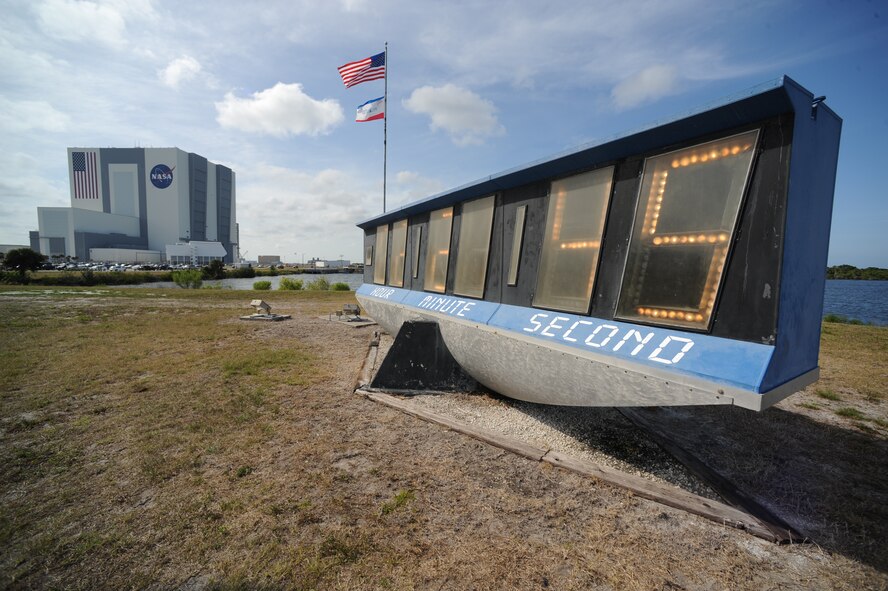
239, 299, 292, 321
325, 303, 376, 327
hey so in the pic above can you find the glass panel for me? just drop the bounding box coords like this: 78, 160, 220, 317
507, 205, 526, 286
389, 219, 408, 287
373, 224, 388, 285
533, 167, 614, 313
423, 207, 453, 293
616, 129, 760, 330
364, 244, 373, 266
454, 195, 495, 298
412, 226, 422, 279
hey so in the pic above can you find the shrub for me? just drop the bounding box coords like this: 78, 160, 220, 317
306, 277, 330, 291
331, 282, 351, 291
80, 269, 97, 286
816, 389, 841, 401
172, 269, 203, 289
0, 270, 24, 284
202, 259, 225, 280
227, 266, 256, 279
279, 277, 303, 291
835, 407, 865, 420
253, 280, 272, 290
823, 313, 867, 325
2, 248, 46, 279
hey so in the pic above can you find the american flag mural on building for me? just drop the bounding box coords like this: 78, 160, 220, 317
72, 151, 99, 199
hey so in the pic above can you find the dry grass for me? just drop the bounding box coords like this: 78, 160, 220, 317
1, 285, 886, 590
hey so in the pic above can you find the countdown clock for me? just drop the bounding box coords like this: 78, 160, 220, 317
356, 76, 842, 411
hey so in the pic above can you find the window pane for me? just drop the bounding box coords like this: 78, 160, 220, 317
423, 207, 453, 293
373, 224, 388, 285
507, 205, 526, 286
389, 219, 408, 287
412, 226, 422, 279
616, 129, 760, 329
364, 244, 373, 266
533, 167, 614, 313
454, 195, 495, 298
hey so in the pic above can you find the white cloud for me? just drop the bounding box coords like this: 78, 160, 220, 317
159, 56, 202, 88
215, 83, 343, 137
0, 151, 69, 241
234, 164, 378, 260
392, 171, 445, 207
0, 97, 70, 132
403, 84, 504, 146
35, 0, 127, 47
611, 65, 681, 110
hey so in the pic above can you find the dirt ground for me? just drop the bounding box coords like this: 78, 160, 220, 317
0, 289, 885, 590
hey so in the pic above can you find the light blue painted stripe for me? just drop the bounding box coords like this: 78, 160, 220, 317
357, 283, 411, 304
489, 303, 773, 392
401, 291, 500, 324
358, 285, 774, 393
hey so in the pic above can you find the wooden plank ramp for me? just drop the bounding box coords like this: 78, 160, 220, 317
618, 408, 806, 543
357, 388, 786, 543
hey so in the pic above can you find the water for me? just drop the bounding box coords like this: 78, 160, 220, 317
123, 275, 886, 326
823, 280, 888, 326
123, 272, 365, 291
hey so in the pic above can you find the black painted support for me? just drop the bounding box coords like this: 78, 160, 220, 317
371, 321, 476, 391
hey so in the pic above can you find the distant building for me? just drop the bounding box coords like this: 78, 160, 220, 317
258, 255, 281, 265
32, 147, 238, 263
308, 257, 350, 268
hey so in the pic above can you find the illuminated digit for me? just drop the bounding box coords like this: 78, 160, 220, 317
616, 130, 760, 330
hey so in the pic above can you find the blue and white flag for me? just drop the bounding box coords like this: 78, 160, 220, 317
356, 96, 385, 122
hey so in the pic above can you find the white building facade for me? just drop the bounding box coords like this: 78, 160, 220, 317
33, 147, 238, 263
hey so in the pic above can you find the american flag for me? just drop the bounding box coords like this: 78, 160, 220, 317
72, 151, 99, 199
337, 51, 385, 88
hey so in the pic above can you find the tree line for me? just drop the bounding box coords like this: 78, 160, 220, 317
826, 265, 888, 280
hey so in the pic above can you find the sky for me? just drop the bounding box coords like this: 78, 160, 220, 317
1, 0, 886, 267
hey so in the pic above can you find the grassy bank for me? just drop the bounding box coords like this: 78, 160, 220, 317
0, 287, 357, 588
0, 286, 885, 589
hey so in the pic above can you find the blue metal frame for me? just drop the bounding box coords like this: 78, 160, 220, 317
357, 76, 842, 408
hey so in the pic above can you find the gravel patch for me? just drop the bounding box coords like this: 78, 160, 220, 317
370, 333, 722, 501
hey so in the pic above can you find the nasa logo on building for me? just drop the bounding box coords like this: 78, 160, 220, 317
150, 164, 174, 189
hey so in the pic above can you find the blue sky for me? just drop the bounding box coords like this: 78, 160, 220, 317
1, 0, 885, 266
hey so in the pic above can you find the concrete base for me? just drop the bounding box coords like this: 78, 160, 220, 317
239, 314, 292, 322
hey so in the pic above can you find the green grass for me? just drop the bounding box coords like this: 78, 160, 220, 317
222, 349, 315, 380
815, 389, 841, 401
380, 489, 415, 516
823, 313, 868, 325
0, 285, 882, 589
819, 321, 888, 402
835, 407, 866, 420
0, 286, 358, 586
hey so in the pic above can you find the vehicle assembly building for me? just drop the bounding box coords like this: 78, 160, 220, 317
31, 147, 238, 264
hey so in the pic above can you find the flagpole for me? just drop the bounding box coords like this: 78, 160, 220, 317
383, 41, 388, 213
